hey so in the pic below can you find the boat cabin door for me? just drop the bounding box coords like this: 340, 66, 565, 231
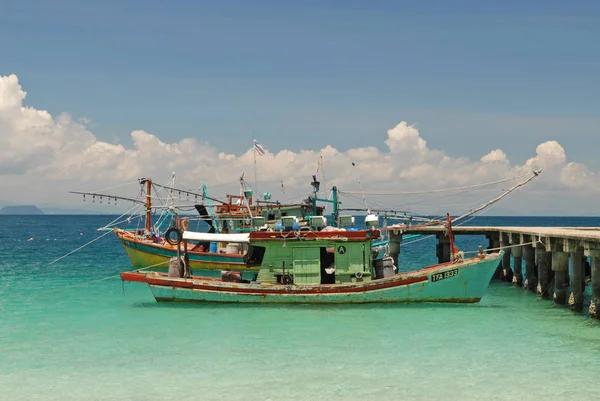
292, 247, 321, 285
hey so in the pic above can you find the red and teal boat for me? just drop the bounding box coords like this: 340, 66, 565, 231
121, 226, 504, 304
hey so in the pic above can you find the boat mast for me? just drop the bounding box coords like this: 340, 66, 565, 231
202, 184, 219, 234
145, 178, 152, 233
311, 175, 339, 227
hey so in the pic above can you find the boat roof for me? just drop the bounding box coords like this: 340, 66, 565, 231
182, 229, 380, 244
182, 231, 250, 243
249, 229, 380, 242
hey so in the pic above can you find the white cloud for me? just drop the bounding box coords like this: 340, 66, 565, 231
524, 141, 567, 170
1, 74, 599, 213
481, 149, 508, 164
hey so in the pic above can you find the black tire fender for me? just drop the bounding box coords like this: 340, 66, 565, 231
165, 227, 182, 246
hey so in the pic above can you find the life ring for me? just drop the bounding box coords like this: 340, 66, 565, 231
165, 227, 182, 246
355, 271, 363, 279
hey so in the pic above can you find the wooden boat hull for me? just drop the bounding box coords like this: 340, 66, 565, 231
115, 229, 252, 278
121, 252, 503, 304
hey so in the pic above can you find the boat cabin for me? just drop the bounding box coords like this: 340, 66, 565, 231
245, 230, 379, 285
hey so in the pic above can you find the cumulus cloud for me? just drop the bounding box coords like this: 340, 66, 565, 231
1, 74, 599, 213
524, 141, 567, 170
481, 149, 508, 164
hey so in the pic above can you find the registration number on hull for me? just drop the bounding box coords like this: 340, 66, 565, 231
430, 269, 458, 282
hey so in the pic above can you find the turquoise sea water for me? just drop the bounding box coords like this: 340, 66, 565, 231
1, 215, 600, 400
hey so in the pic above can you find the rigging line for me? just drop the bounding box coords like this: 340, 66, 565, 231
401, 233, 436, 246
200, 178, 242, 190
48, 230, 115, 265
151, 182, 226, 204
339, 172, 534, 196
151, 183, 171, 208
102, 214, 143, 230
343, 185, 479, 212
451, 170, 542, 224
454, 195, 505, 228
389, 172, 539, 232
462, 239, 542, 255
100, 203, 145, 229
89, 180, 140, 194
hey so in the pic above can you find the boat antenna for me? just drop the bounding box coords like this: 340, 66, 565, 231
352, 162, 371, 215
320, 155, 326, 195
253, 138, 258, 195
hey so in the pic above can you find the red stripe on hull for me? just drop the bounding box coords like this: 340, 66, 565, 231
120, 271, 428, 295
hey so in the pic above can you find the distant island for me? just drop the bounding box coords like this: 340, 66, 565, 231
0, 205, 44, 215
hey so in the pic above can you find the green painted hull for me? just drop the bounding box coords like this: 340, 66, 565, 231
129, 252, 503, 304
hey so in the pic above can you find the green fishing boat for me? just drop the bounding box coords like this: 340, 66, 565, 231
121, 222, 504, 304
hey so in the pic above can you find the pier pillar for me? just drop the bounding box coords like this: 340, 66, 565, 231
568, 247, 584, 312
487, 234, 502, 279
588, 251, 600, 319
512, 245, 523, 288
552, 249, 569, 305
523, 242, 536, 292
436, 234, 451, 264
388, 231, 402, 269
502, 248, 513, 282
499, 233, 512, 282
536, 245, 551, 299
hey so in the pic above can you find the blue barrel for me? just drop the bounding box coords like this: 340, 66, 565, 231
209, 242, 217, 253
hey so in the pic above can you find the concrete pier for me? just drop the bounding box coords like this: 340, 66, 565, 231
535, 245, 551, 299
400, 225, 600, 319
523, 240, 536, 292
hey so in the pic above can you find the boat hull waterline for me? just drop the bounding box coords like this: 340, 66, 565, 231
121, 252, 503, 304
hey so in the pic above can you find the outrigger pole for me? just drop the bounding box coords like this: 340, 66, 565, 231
379, 169, 543, 231
451, 169, 542, 225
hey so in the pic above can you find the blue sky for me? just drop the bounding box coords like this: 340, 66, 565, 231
2, 0, 599, 163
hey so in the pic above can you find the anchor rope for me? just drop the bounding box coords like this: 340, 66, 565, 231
48, 229, 115, 265
41, 260, 171, 295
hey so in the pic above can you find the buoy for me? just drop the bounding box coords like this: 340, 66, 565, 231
28, 237, 34, 241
